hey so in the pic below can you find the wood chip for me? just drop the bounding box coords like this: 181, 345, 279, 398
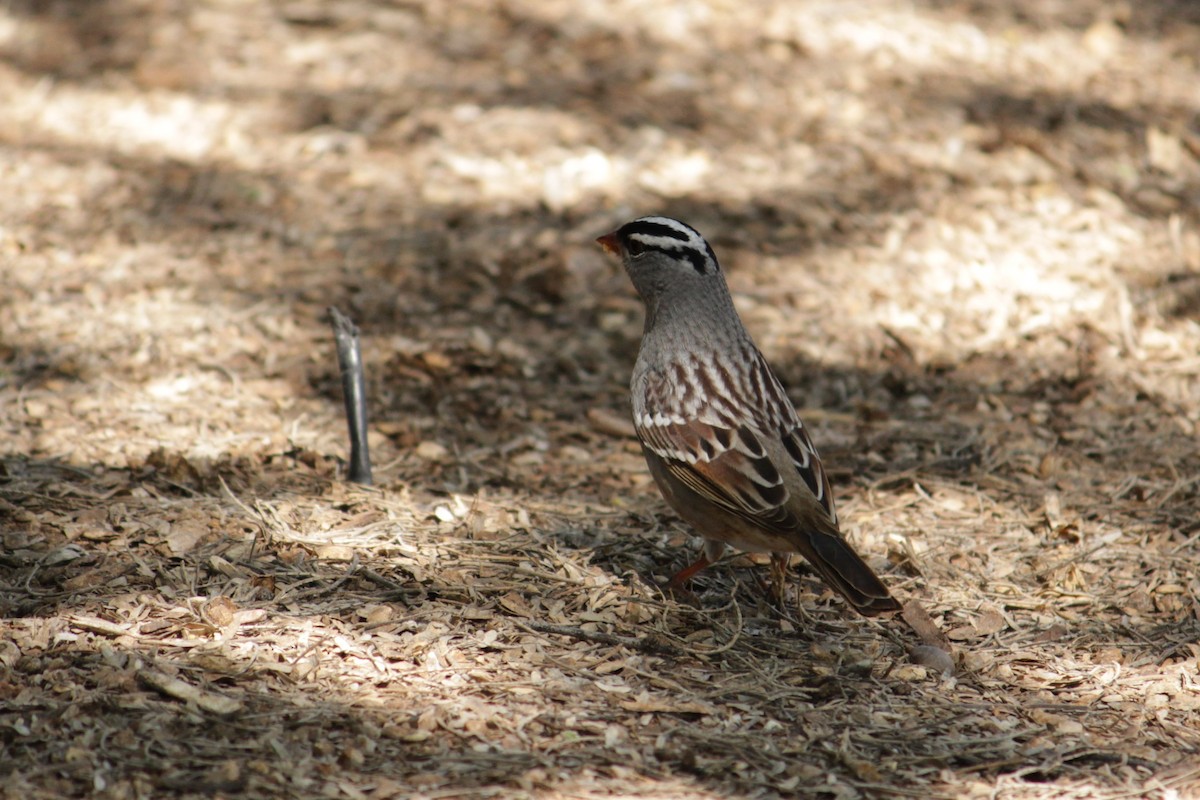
5, 4, 1200, 797
587, 407, 636, 439
137, 669, 243, 715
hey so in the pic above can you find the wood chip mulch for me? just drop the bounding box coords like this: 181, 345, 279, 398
2, 1, 1199, 798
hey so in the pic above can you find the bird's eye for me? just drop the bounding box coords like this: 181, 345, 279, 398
626, 238, 647, 257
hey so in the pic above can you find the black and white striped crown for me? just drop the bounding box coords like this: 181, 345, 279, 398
618, 216, 719, 275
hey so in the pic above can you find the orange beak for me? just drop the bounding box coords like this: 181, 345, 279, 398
595, 231, 620, 256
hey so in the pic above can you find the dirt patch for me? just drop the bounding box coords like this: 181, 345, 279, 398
2, 1, 1199, 798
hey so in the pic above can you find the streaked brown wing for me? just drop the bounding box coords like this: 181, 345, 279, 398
637, 416, 790, 522
779, 420, 837, 525
734, 347, 840, 526
634, 350, 836, 529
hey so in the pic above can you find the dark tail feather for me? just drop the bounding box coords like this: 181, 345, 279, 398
800, 530, 901, 616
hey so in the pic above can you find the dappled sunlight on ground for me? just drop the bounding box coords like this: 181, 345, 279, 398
2, 0, 1199, 797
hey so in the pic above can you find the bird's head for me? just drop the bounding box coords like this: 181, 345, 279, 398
596, 216, 722, 304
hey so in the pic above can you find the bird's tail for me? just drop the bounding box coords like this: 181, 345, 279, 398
798, 530, 901, 616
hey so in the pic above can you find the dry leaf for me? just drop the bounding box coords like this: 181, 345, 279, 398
902, 600, 953, 650
973, 604, 1008, 637
166, 519, 209, 555
499, 592, 533, 618
1032, 624, 1070, 644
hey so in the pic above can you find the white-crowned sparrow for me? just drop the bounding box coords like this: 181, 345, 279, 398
597, 216, 900, 616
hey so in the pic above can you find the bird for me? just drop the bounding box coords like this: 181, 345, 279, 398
596, 216, 901, 616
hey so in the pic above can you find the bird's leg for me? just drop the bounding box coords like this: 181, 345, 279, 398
666, 551, 713, 590
667, 539, 725, 590
768, 553, 791, 608
765, 555, 814, 627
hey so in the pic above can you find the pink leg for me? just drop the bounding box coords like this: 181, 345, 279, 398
667, 551, 714, 590
768, 553, 791, 606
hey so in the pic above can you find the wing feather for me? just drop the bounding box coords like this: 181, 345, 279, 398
634, 352, 836, 529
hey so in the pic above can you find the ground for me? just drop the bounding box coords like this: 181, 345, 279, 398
2, 1, 1200, 798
